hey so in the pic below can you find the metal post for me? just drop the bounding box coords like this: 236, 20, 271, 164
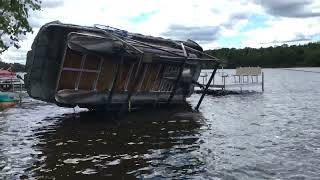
157, 66, 166, 92
151, 64, 162, 91
55, 45, 69, 92
223, 76, 226, 92
195, 64, 219, 111
159, 81, 164, 91
145, 65, 155, 91
75, 54, 87, 90
124, 63, 135, 91
106, 57, 124, 104
92, 57, 104, 91
137, 64, 148, 91
11, 77, 14, 92
167, 63, 184, 103
202, 75, 205, 85
125, 55, 144, 105
212, 73, 215, 85
262, 72, 264, 92
206, 73, 208, 84
167, 43, 188, 104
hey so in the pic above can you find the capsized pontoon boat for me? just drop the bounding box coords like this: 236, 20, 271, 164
25, 21, 220, 110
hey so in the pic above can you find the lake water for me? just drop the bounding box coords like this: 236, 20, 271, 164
0, 68, 320, 179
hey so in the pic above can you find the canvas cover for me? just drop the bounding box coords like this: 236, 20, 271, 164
67, 32, 124, 55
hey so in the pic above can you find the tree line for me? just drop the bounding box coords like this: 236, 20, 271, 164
0, 61, 25, 72
204, 42, 320, 69
0, 42, 319, 72
1, 1, 320, 71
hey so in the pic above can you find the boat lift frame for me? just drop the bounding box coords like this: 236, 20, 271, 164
198, 67, 264, 93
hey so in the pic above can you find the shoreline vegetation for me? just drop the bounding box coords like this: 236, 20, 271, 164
204, 42, 320, 69
0, 61, 25, 72
1, 42, 319, 72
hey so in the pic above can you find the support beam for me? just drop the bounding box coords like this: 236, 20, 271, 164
75, 54, 87, 90
262, 72, 264, 92
55, 45, 69, 92
106, 57, 124, 105
92, 57, 104, 91
167, 63, 184, 103
195, 64, 219, 111
192, 80, 205, 89
137, 64, 148, 91
125, 55, 144, 106
157, 66, 166, 92
124, 63, 135, 91
151, 64, 162, 90
167, 43, 188, 104
63, 67, 100, 73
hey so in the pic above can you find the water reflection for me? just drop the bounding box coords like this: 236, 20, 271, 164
28, 105, 204, 179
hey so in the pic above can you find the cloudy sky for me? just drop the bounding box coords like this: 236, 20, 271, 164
1, 0, 320, 64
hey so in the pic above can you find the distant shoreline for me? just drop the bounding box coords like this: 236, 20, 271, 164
204, 42, 320, 69
203, 67, 320, 70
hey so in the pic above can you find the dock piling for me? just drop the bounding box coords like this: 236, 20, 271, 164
262, 72, 264, 92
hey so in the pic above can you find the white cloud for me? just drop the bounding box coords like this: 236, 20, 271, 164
242, 17, 320, 48
1, 0, 320, 63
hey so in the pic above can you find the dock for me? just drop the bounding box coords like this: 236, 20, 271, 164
197, 67, 264, 92
194, 66, 264, 110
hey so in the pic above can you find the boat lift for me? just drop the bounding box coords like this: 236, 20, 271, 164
193, 67, 265, 110
196, 67, 264, 97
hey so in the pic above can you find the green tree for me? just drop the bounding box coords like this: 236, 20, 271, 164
205, 42, 320, 68
0, 0, 41, 54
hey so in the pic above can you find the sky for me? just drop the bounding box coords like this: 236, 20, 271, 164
1, 0, 320, 64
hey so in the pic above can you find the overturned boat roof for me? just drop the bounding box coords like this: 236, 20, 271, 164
25, 21, 220, 110
31, 21, 220, 62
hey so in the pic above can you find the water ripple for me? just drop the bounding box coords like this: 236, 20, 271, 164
0, 68, 320, 179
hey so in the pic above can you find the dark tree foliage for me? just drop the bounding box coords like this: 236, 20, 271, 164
1, 42, 319, 72
0, 0, 41, 54
205, 42, 320, 68
0, 60, 25, 71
